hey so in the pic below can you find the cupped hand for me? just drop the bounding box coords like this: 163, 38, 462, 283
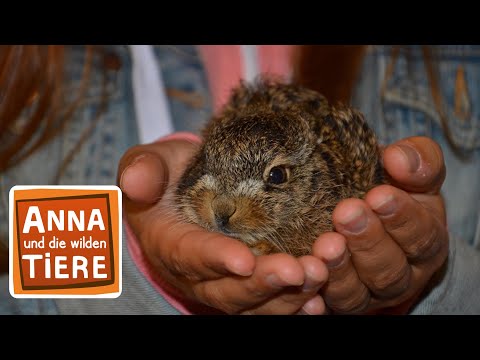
118, 137, 328, 315
313, 136, 449, 314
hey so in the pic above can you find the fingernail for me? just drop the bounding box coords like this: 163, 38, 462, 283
338, 208, 367, 234
302, 282, 317, 292
371, 194, 397, 216
266, 273, 303, 288
326, 251, 348, 269
119, 155, 146, 191
266, 274, 286, 288
227, 261, 253, 277
397, 144, 421, 173
301, 296, 326, 315
302, 272, 323, 292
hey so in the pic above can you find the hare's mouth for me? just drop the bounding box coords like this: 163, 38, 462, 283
235, 233, 259, 245
217, 229, 258, 246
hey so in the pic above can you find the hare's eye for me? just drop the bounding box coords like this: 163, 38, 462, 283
267, 166, 289, 185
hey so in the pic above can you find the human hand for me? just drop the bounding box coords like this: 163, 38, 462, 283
118, 137, 328, 315
313, 136, 448, 314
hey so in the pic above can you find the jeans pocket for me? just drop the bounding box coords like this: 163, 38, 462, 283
380, 48, 480, 154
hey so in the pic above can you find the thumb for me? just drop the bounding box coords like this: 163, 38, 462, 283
382, 136, 446, 194
117, 136, 201, 206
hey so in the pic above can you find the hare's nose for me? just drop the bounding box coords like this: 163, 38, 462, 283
212, 196, 236, 231
215, 214, 232, 230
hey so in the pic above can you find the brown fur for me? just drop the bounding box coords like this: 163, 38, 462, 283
175, 78, 386, 257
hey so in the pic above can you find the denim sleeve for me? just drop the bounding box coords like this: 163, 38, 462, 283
52, 225, 182, 315
410, 233, 480, 314
0, 274, 59, 315
0, 224, 183, 315
353, 46, 480, 315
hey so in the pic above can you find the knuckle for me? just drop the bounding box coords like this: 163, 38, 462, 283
369, 261, 411, 297
349, 234, 383, 253
244, 277, 271, 299
193, 283, 236, 314
327, 286, 371, 314
167, 234, 189, 277
405, 224, 442, 263
384, 215, 411, 234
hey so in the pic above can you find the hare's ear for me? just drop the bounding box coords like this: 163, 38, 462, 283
176, 151, 206, 196
223, 75, 283, 112
227, 80, 254, 111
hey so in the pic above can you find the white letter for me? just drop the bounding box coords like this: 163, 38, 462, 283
45, 252, 51, 278
68, 210, 84, 231
87, 209, 105, 231
22, 254, 43, 278
48, 210, 64, 231
72, 256, 88, 279
55, 256, 69, 279
22, 206, 45, 234
93, 256, 107, 279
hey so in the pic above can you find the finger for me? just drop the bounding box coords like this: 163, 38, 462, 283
193, 253, 305, 314
298, 256, 329, 315
298, 296, 327, 315
332, 199, 412, 300
118, 139, 201, 204
298, 255, 329, 294
382, 136, 446, 194
120, 152, 168, 204
312, 232, 370, 314
147, 222, 257, 282
245, 255, 328, 315
366, 185, 449, 266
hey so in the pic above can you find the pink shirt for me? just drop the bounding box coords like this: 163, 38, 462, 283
126, 45, 294, 314
198, 45, 294, 112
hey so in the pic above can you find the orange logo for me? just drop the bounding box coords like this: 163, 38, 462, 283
9, 186, 122, 298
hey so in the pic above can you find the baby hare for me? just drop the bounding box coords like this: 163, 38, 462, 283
176, 78, 385, 256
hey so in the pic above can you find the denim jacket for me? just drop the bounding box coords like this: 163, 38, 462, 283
1, 45, 479, 314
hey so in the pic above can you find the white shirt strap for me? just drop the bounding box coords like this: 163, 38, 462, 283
240, 45, 259, 82
129, 45, 174, 144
